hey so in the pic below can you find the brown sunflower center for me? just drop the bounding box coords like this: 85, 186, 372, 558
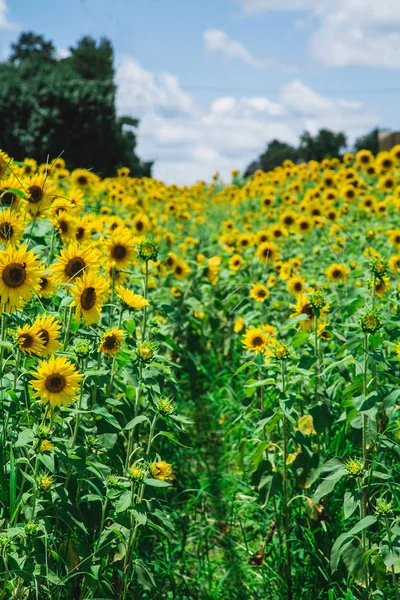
0, 222, 13, 240
19, 333, 33, 349
112, 244, 127, 260
2, 262, 27, 288
40, 277, 48, 290
1, 192, 16, 207
80, 286, 97, 310
77, 175, 88, 186
257, 289, 267, 298
136, 220, 144, 232
65, 257, 85, 278
294, 282, 302, 292
332, 269, 342, 279
383, 159, 392, 169
59, 220, 68, 233
299, 221, 309, 230
301, 304, 314, 319
28, 185, 43, 204
38, 329, 50, 346
103, 334, 117, 350
175, 266, 183, 275
76, 227, 85, 240
284, 216, 294, 226
45, 373, 66, 393
252, 336, 264, 347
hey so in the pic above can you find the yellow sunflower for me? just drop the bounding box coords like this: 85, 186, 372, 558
107, 230, 136, 270
98, 328, 124, 355
256, 241, 279, 263
116, 284, 149, 310
30, 355, 83, 409
229, 254, 243, 271
242, 327, 270, 353
290, 294, 329, 332
249, 283, 269, 302
151, 460, 173, 482
71, 270, 108, 325
16, 324, 45, 356
0, 209, 24, 246
23, 174, 55, 214
173, 259, 191, 280
38, 273, 57, 298
51, 241, 99, 283
0, 244, 43, 312
53, 211, 76, 244
325, 263, 349, 283
288, 275, 306, 296
32, 313, 62, 356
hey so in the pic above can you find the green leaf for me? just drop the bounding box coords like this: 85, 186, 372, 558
312, 466, 346, 504
143, 478, 171, 488
292, 331, 310, 347
116, 491, 131, 513
343, 491, 360, 520
15, 429, 35, 448
92, 404, 121, 430
251, 441, 270, 473
155, 431, 190, 448
125, 415, 149, 430
331, 533, 353, 572
348, 515, 377, 536
131, 503, 147, 525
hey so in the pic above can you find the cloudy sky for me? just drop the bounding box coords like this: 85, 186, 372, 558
0, 0, 399, 183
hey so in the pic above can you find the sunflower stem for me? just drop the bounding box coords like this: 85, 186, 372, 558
13, 348, 20, 390
314, 314, 319, 402
362, 333, 370, 595
63, 305, 73, 349
385, 517, 400, 600
47, 227, 56, 267
281, 360, 292, 600
0, 312, 7, 380
142, 260, 149, 339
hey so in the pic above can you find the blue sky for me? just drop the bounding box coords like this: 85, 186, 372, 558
0, 0, 399, 183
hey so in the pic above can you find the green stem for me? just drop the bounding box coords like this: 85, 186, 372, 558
314, 314, 319, 402
281, 360, 292, 600
385, 518, 400, 600
13, 348, 20, 390
63, 305, 73, 349
142, 260, 149, 339
362, 333, 370, 595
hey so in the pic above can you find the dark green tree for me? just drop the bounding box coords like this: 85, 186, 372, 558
298, 129, 347, 162
259, 139, 298, 171
0, 32, 152, 178
353, 127, 380, 155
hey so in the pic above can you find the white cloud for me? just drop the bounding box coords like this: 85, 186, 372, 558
239, 0, 400, 68
204, 28, 267, 68
116, 56, 379, 184
0, 0, 13, 30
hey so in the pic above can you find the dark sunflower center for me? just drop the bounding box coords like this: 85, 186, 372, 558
45, 373, 66, 393
361, 155, 369, 164
113, 244, 127, 260
1, 192, 16, 207
40, 277, 48, 290
301, 304, 314, 318
383, 160, 392, 169
65, 257, 85, 278
166, 257, 174, 267
0, 222, 13, 239
24, 165, 32, 174
262, 248, 272, 259
2, 262, 27, 288
294, 282, 302, 291
300, 221, 309, 230
77, 176, 88, 185
332, 269, 342, 279
257, 290, 267, 298
103, 334, 117, 350
175, 266, 183, 275
136, 220, 144, 232
28, 185, 43, 204
273, 230, 282, 238
19, 333, 33, 349
76, 227, 85, 240
81, 286, 97, 310
252, 336, 263, 347
284, 216, 294, 225
59, 220, 68, 233
38, 329, 50, 346
325, 178, 333, 186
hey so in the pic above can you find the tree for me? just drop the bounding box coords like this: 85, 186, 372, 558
298, 129, 347, 162
353, 128, 380, 155
259, 139, 298, 172
0, 32, 152, 178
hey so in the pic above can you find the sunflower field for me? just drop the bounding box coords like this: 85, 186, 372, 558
1, 146, 400, 600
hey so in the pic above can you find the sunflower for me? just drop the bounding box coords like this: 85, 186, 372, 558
107, 230, 136, 270
23, 174, 54, 213
16, 324, 45, 356
389, 254, 400, 274
173, 259, 191, 280
51, 241, 99, 283
71, 270, 108, 324
288, 275, 306, 296
132, 213, 150, 235
53, 211, 76, 243
0, 150, 12, 180
30, 355, 83, 409
256, 241, 279, 263
369, 276, 390, 297
98, 328, 124, 355
249, 283, 269, 302
229, 254, 243, 271
234, 316, 245, 333
376, 151, 394, 174
242, 327, 270, 353
151, 460, 173, 482
0, 244, 43, 312
325, 263, 349, 283
296, 216, 313, 233
355, 149, 373, 169
38, 273, 57, 298
116, 284, 149, 310
32, 313, 62, 356
0, 209, 24, 246
290, 295, 328, 332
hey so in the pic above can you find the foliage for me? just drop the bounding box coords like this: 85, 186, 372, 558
0, 32, 152, 178
0, 144, 400, 599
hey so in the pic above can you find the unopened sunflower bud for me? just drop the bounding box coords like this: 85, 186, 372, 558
136, 340, 158, 363
128, 463, 146, 482
273, 343, 290, 361
138, 239, 158, 262
376, 498, 394, 516
158, 397, 176, 416
344, 457, 364, 477
72, 337, 92, 358
370, 257, 388, 279
309, 290, 327, 311
24, 521, 39, 536
360, 309, 382, 334
37, 475, 52, 491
